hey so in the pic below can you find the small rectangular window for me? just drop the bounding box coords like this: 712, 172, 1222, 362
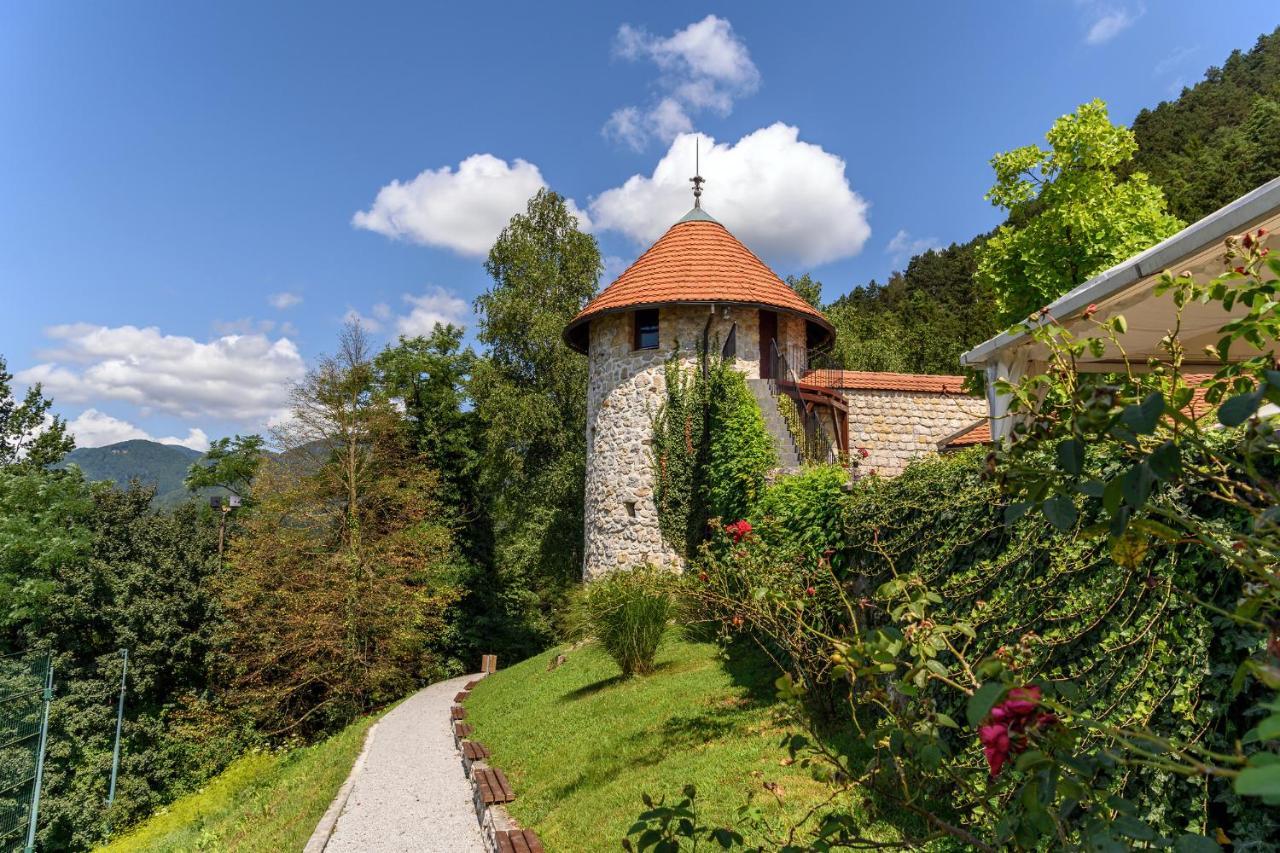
634, 308, 659, 350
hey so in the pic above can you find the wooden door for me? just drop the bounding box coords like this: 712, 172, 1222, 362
758, 310, 777, 379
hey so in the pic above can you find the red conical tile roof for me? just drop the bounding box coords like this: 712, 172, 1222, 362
564, 209, 834, 352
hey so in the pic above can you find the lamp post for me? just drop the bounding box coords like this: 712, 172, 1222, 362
210, 495, 241, 570
106, 649, 128, 807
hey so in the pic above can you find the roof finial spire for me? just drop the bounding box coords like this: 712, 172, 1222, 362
689, 136, 705, 208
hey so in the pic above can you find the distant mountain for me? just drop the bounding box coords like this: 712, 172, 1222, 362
56, 439, 209, 508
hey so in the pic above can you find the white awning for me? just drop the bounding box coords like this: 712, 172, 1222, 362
960, 176, 1280, 442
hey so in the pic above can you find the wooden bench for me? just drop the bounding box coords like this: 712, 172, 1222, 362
454, 691, 470, 703
455, 722, 474, 738
495, 829, 544, 853
461, 740, 490, 761
474, 768, 516, 805
450, 705, 467, 720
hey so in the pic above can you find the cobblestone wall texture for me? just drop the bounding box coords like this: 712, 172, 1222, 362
584, 304, 790, 578
841, 389, 987, 477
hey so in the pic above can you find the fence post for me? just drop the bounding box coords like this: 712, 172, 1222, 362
24, 658, 53, 853
107, 649, 128, 807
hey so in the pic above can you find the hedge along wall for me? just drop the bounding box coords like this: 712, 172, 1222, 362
737, 448, 1267, 841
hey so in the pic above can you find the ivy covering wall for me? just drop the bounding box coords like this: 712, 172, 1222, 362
652, 349, 776, 560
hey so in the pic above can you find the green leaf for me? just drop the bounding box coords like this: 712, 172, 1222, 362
1102, 476, 1124, 514
1112, 815, 1154, 840
1121, 462, 1154, 509
1172, 835, 1221, 853
1056, 438, 1084, 475
1004, 501, 1033, 524
1120, 392, 1164, 434
1235, 763, 1280, 797
1254, 714, 1280, 742
967, 682, 1005, 727
1148, 440, 1182, 480
1014, 749, 1049, 771
1219, 388, 1260, 427
1078, 479, 1105, 497
1043, 494, 1077, 531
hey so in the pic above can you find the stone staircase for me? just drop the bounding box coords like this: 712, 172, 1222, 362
746, 378, 802, 470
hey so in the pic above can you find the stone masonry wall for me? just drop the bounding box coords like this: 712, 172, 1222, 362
583, 304, 775, 579
839, 389, 987, 477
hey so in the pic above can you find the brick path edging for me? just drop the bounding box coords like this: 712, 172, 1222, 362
451, 678, 545, 853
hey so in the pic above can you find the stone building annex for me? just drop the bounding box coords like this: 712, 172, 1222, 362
564, 183, 986, 579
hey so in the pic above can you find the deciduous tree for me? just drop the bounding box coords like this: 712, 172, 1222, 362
220, 323, 462, 737
976, 100, 1183, 325
471, 189, 601, 646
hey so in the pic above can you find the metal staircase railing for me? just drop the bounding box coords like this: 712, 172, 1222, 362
767, 339, 848, 464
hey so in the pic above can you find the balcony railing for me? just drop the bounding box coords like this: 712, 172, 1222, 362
767, 339, 849, 462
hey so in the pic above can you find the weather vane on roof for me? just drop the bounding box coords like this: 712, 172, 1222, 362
689, 137, 705, 208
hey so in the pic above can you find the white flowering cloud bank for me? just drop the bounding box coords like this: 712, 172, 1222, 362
604, 15, 761, 150
18, 323, 305, 423
591, 124, 871, 267
352, 154, 591, 257
64, 408, 209, 451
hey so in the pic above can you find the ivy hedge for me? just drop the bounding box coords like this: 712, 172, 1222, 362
693, 447, 1271, 844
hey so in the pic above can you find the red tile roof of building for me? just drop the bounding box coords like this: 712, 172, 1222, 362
938, 419, 991, 450
564, 211, 833, 352
802, 370, 974, 394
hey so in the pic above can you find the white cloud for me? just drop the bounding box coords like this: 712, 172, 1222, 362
352, 153, 591, 256
1081, 3, 1142, 45
605, 15, 760, 150
18, 323, 305, 422
886, 229, 943, 267
395, 288, 471, 337
590, 125, 871, 267
269, 291, 302, 309
66, 408, 210, 451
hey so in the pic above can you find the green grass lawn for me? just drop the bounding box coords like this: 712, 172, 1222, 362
465, 634, 886, 851
98, 713, 377, 852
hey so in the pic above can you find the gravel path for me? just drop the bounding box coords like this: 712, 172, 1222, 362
322, 673, 487, 853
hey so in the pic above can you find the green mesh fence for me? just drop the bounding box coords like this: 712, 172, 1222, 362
0, 654, 50, 853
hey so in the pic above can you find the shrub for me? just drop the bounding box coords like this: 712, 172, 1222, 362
754, 464, 849, 572
577, 567, 674, 676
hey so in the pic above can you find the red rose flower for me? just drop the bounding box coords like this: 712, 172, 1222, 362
978, 685, 1056, 778
857, 447, 869, 458
979, 723, 1011, 777
805, 586, 816, 597
725, 520, 753, 542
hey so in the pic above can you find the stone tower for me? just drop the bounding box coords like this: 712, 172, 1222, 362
563, 204, 837, 579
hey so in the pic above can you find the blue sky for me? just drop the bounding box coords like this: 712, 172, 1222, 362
2, 1, 1276, 448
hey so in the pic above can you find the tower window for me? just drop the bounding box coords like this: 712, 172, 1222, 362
633, 308, 659, 350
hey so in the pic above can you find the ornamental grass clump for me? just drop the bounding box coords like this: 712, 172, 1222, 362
578, 566, 675, 677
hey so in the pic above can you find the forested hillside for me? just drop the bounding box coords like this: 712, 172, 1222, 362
823, 26, 1280, 375
57, 439, 204, 508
